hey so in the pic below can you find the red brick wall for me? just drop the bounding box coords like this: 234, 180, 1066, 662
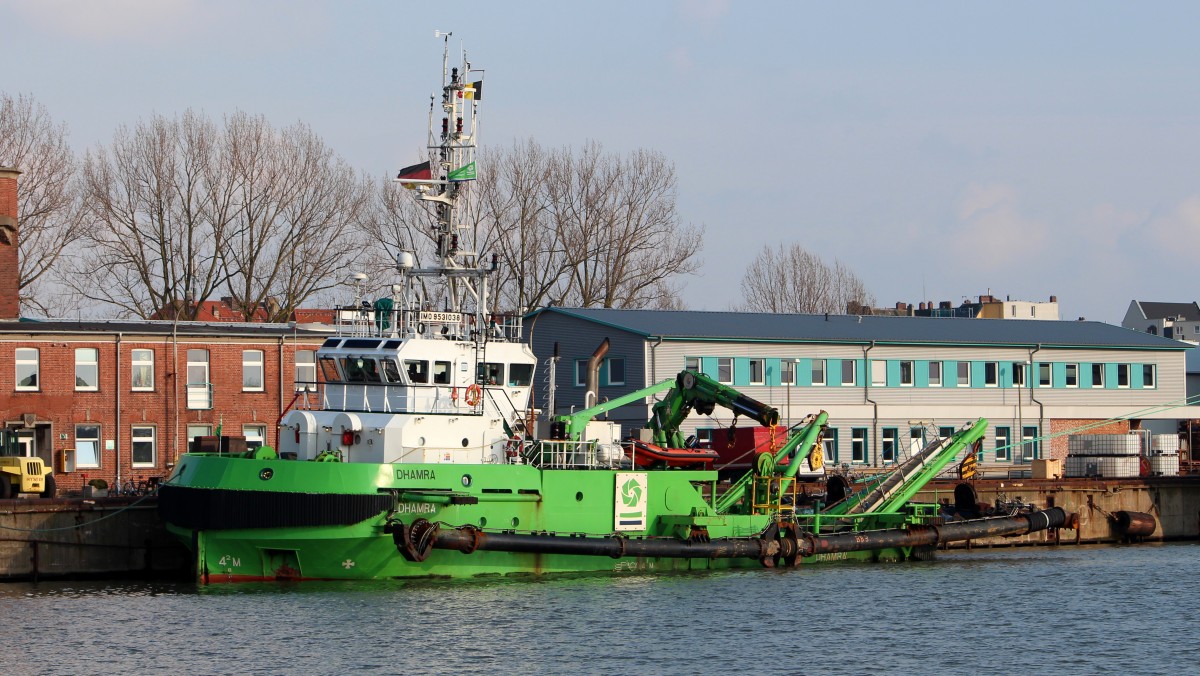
0, 168, 19, 320
1047, 418, 1131, 459
0, 334, 324, 494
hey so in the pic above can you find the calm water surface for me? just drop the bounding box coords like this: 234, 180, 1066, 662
4, 543, 1197, 675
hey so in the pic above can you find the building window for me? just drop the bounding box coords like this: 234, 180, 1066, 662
781, 359, 796, 385
956, 361, 970, 387
882, 428, 898, 463
851, 428, 868, 464
131, 426, 156, 467
243, 350, 265, 391
1021, 426, 1038, 461
840, 359, 856, 386
1013, 362, 1026, 387
574, 359, 587, 387
870, 360, 886, 387
1143, 364, 1156, 389
131, 349, 154, 391
1092, 363, 1105, 388
748, 359, 763, 385
243, 425, 266, 450
939, 426, 955, 440
186, 349, 211, 409
186, 424, 211, 452
607, 358, 625, 386
984, 362, 998, 387
995, 426, 1010, 462
927, 361, 942, 387
1117, 363, 1130, 388
717, 358, 733, 384
76, 424, 101, 469
811, 359, 826, 386
899, 361, 914, 386
685, 357, 700, 373
823, 428, 839, 464
1065, 363, 1078, 388
295, 350, 317, 391
75, 348, 99, 391
15, 347, 39, 391
1038, 362, 1052, 387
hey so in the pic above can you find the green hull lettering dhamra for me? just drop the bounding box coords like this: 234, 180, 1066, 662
156, 39, 1068, 582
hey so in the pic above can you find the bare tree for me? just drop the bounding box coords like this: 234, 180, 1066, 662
217, 113, 371, 322
73, 109, 370, 321
739, 243, 876, 314
0, 93, 89, 316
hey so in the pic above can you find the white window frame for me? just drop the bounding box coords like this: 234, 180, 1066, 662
186, 424, 212, 452
851, 428, 868, 464
684, 357, 700, 373
186, 349, 211, 409
984, 361, 998, 387
881, 428, 898, 463
899, 361, 914, 387
15, 347, 39, 391
75, 424, 101, 469
1038, 362, 1052, 387
781, 359, 797, 385
995, 427, 1010, 462
1065, 363, 1078, 388
243, 424, 267, 450
1013, 363, 1026, 387
956, 361, 970, 387
840, 359, 856, 386
75, 347, 99, 392
131, 425, 156, 468
927, 361, 942, 387
295, 349, 317, 392
1092, 363, 1105, 388
243, 349, 265, 392
607, 357, 626, 386
717, 358, 733, 384
748, 358, 764, 385
811, 359, 826, 386
574, 359, 587, 387
1143, 364, 1156, 389
1117, 363, 1130, 388
131, 348, 154, 391
870, 360, 886, 387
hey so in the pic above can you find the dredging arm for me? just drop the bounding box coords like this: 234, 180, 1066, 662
649, 370, 780, 449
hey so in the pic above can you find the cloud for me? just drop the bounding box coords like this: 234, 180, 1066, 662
947, 182, 1047, 270
8, 0, 203, 44
675, 0, 731, 30
1143, 195, 1200, 251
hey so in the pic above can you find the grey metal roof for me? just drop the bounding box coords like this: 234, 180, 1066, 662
533, 307, 1190, 350
1136, 301, 1200, 321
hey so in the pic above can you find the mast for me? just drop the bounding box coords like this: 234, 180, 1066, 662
395, 31, 494, 333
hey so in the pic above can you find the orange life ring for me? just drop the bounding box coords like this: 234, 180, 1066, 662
465, 383, 483, 406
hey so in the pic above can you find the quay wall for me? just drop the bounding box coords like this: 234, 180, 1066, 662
0, 497, 188, 581
917, 477, 1200, 547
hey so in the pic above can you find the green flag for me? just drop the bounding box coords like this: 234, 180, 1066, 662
447, 162, 477, 182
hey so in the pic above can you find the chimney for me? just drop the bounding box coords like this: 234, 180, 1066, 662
1049, 295, 1057, 303
0, 167, 20, 320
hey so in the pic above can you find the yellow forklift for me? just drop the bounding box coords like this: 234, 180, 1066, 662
0, 429, 55, 498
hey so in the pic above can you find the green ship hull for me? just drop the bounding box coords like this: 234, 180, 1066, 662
160, 455, 936, 582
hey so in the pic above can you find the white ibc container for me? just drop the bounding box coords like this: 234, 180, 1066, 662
1151, 434, 1181, 454
1068, 434, 1142, 456
1149, 454, 1179, 477
1097, 455, 1141, 478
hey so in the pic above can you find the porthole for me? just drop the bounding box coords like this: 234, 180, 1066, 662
480, 517, 488, 527
575, 491, 584, 502
511, 517, 519, 528
259, 468, 274, 481
462, 474, 472, 488
461, 437, 469, 448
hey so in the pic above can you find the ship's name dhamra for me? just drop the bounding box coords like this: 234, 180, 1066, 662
396, 468, 436, 481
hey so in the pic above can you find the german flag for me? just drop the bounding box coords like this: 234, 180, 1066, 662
396, 161, 431, 181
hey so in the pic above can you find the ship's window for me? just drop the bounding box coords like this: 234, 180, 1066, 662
380, 359, 402, 383
343, 339, 383, 349
343, 357, 382, 382
405, 359, 429, 384
509, 363, 534, 387
319, 356, 341, 382
321, 338, 343, 348
479, 362, 504, 385
384, 340, 403, 349
433, 361, 452, 384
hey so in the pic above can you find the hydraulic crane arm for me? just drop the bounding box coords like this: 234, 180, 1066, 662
649, 370, 780, 448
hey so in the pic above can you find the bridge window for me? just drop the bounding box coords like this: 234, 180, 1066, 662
509, 363, 534, 387
405, 359, 429, 384
433, 361, 452, 385
319, 356, 341, 382
480, 362, 504, 385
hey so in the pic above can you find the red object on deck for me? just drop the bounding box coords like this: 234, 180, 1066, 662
625, 440, 719, 469
713, 426, 783, 471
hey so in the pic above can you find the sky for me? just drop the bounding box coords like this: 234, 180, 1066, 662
3, 0, 1199, 325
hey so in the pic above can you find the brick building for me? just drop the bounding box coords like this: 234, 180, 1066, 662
0, 165, 331, 494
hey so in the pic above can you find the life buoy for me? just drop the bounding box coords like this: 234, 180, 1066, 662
465, 383, 482, 406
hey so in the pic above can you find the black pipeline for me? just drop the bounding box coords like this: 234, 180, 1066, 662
389, 507, 1070, 565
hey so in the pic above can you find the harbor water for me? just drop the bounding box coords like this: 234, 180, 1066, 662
5, 543, 1197, 675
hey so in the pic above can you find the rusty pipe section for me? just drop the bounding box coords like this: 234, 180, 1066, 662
1112, 510, 1156, 538
390, 508, 1070, 565
799, 507, 1070, 558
